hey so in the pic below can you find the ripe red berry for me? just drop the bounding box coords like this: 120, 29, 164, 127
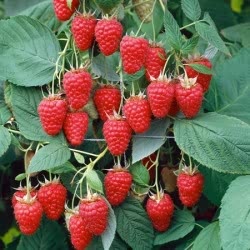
120, 35, 148, 74
145, 44, 166, 81
177, 169, 204, 207
146, 193, 174, 232
38, 96, 67, 136
12, 189, 37, 207
63, 111, 89, 146
95, 18, 123, 56
79, 195, 109, 235
14, 196, 43, 235
53, 0, 79, 21
175, 77, 203, 118
104, 166, 132, 206
123, 94, 151, 133
93, 84, 121, 121
103, 115, 132, 156
69, 213, 93, 250
185, 56, 212, 92
38, 178, 67, 220
71, 14, 97, 51
63, 69, 93, 110
147, 76, 175, 118
168, 79, 180, 116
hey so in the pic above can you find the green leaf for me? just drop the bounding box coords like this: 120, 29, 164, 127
15, 173, 26, 181
92, 53, 120, 82
195, 21, 230, 55
154, 210, 195, 245
50, 161, 76, 174
220, 176, 250, 250
221, 23, 250, 47
200, 165, 239, 206
181, 0, 201, 21
174, 113, 250, 174
187, 63, 213, 74
132, 118, 170, 163
110, 235, 128, 250
101, 202, 117, 250
130, 162, 150, 186
17, 217, 68, 250
11, 85, 65, 143
0, 16, 60, 86
205, 48, 250, 124
181, 35, 199, 55
193, 221, 221, 250
0, 103, 11, 125
73, 152, 85, 164
86, 169, 103, 193
0, 126, 11, 157
164, 9, 184, 50
123, 68, 145, 82
114, 197, 154, 250
87, 236, 104, 250
20, 1, 62, 32
28, 144, 71, 173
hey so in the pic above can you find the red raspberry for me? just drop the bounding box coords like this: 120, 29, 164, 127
14, 196, 43, 235
71, 14, 97, 51
63, 69, 92, 110
37, 178, 67, 220
63, 111, 89, 146
175, 77, 203, 118
12, 188, 37, 207
123, 94, 151, 133
120, 35, 149, 74
177, 168, 204, 207
93, 84, 121, 121
168, 79, 180, 116
79, 195, 109, 235
104, 166, 132, 206
38, 96, 67, 136
69, 213, 93, 250
103, 115, 132, 156
53, 0, 79, 21
185, 56, 212, 92
95, 18, 123, 56
146, 193, 174, 232
145, 44, 166, 81
147, 76, 175, 118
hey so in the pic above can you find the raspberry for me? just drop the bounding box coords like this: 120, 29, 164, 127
38, 95, 67, 136
12, 188, 37, 207
93, 84, 121, 121
53, 0, 79, 21
123, 94, 151, 133
14, 196, 43, 235
146, 193, 174, 232
63, 111, 89, 146
37, 178, 67, 220
175, 77, 203, 118
168, 79, 180, 116
63, 69, 93, 110
185, 56, 212, 92
69, 213, 93, 250
103, 115, 132, 156
95, 18, 123, 56
120, 35, 149, 74
147, 76, 175, 118
95, 0, 122, 12
145, 44, 166, 81
177, 168, 204, 207
71, 14, 97, 51
104, 166, 132, 206
132, 0, 154, 23
79, 195, 109, 235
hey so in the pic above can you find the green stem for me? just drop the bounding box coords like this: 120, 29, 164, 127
180, 20, 203, 31
195, 223, 204, 229
69, 148, 99, 157
153, 150, 161, 200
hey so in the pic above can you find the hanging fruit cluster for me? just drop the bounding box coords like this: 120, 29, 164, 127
10, 0, 215, 249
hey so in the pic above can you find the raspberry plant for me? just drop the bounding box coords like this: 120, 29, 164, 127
0, 0, 250, 249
